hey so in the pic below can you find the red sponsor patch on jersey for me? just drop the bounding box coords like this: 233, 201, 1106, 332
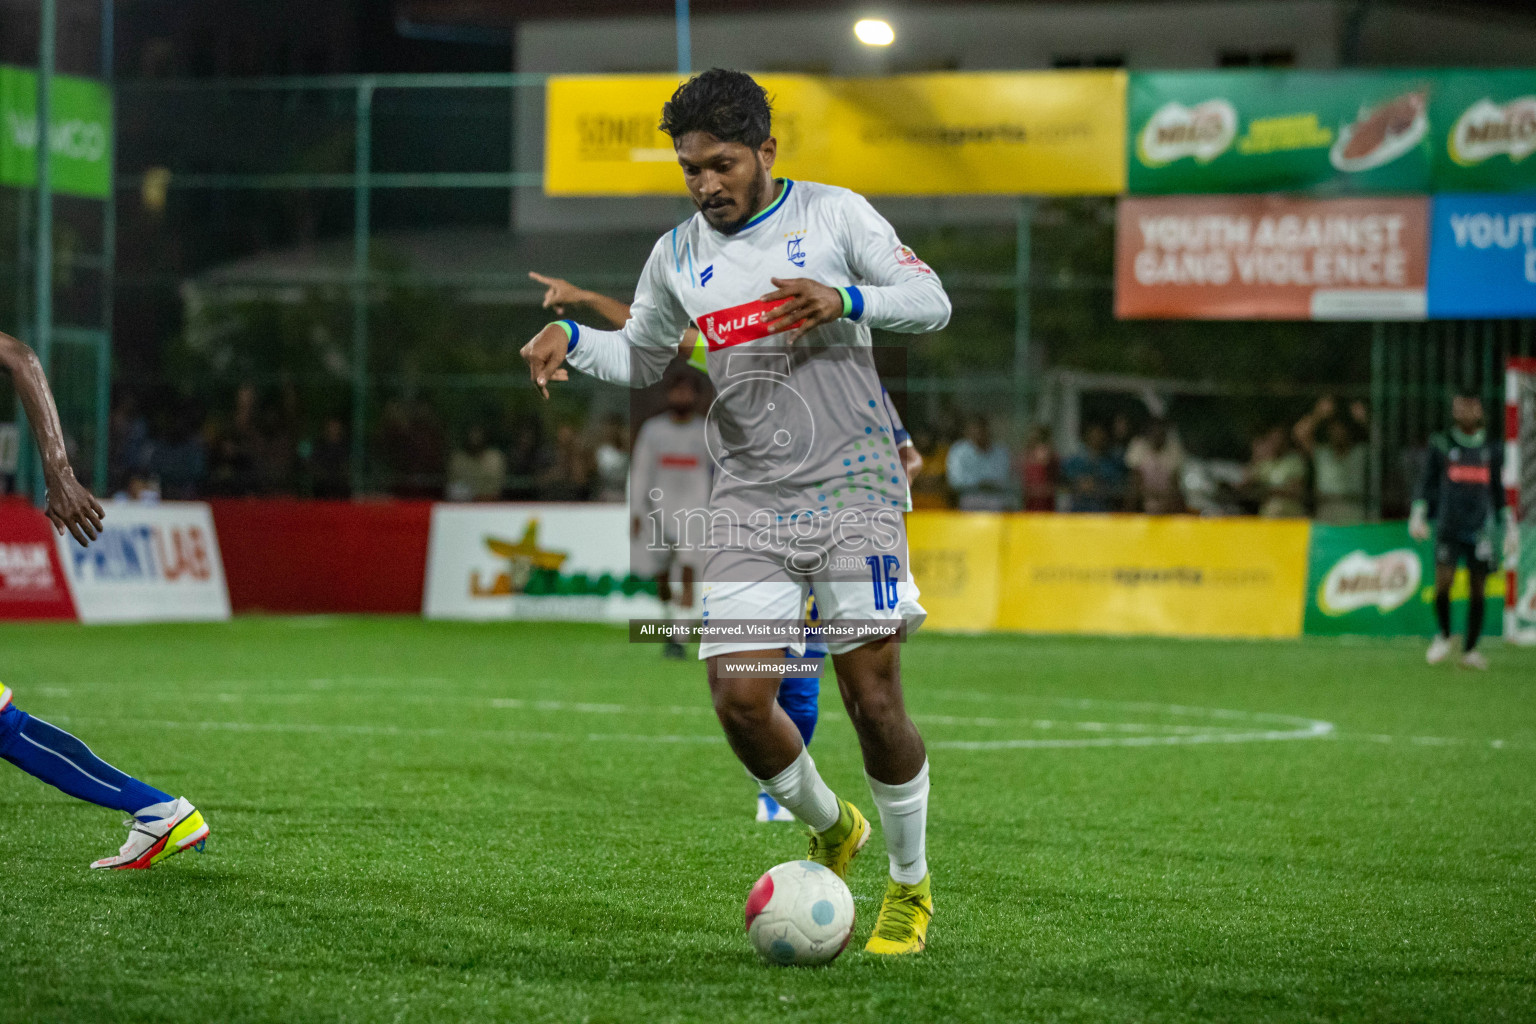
1447, 464, 1490, 484
658, 454, 701, 469
699, 298, 802, 351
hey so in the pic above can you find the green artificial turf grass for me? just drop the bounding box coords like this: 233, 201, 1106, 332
0, 618, 1532, 1023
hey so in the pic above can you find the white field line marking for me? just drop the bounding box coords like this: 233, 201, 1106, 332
34, 681, 1531, 751
49, 696, 1338, 751
52, 716, 725, 746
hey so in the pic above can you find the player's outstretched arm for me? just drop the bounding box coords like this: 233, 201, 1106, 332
0, 331, 104, 545
527, 272, 633, 330
532, 239, 690, 393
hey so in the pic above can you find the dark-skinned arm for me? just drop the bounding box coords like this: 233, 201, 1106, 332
528, 272, 634, 330
0, 331, 104, 545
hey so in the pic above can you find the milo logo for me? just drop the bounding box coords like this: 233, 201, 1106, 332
1318, 548, 1421, 616
1137, 99, 1238, 167
1449, 96, 1536, 166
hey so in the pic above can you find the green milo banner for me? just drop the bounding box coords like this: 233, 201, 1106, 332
1304, 522, 1505, 637
1433, 69, 1536, 192
1129, 70, 1536, 195
1129, 71, 1436, 195
0, 66, 112, 199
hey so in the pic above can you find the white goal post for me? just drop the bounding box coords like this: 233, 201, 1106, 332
1507, 357, 1536, 644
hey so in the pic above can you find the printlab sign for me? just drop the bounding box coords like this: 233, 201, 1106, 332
1427, 194, 1536, 318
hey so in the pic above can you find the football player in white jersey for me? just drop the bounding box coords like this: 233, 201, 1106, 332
529, 270, 927, 823
522, 70, 948, 954
630, 369, 711, 658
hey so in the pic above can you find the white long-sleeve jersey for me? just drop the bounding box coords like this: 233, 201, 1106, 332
565, 179, 949, 519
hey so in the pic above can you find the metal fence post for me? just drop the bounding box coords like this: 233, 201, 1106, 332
97, 0, 115, 492
1369, 320, 1385, 520
349, 79, 374, 493
27, 0, 56, 504
1013, 197, 1034, 431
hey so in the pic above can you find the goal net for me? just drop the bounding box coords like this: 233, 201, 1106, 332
1508, 357, 1536, 644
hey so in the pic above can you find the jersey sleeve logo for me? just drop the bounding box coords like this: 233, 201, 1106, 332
701, 298, 801, 351
895, 244, 934, 275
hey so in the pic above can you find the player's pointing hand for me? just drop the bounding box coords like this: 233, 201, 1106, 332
528, 272, 590, 316
760, 277, 843, 345
520, 324, 572, 400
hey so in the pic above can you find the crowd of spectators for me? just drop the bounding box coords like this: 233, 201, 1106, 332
926, 396, 1370, 521
102, 383, 1373, 522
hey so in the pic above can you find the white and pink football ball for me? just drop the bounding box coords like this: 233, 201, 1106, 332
744, 860, 856, 966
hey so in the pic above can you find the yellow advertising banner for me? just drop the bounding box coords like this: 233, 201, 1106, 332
993, 515, 1311, 638
545, 71, 1127, 197
906, 511, 1004, 633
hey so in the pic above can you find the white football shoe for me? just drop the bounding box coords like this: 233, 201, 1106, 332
755, 792, 796, 823
90, 797, 209, 870
1459, 650, 1489, 671
1425, 635, 1453, 665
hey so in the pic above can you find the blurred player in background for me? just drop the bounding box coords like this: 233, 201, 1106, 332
1410, 387, 1517, 669
631, 368, 710, 660
521, 69, 947, 954
527, 274, 921, 822
0, 330, 209, 869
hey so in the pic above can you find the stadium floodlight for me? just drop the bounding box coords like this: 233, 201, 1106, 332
854, 18, 895, 46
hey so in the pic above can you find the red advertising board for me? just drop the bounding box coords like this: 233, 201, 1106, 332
1116, 195, 1430, 321
0, 498, 78, 620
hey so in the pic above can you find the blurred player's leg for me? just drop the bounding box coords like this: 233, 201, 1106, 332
656, 568, 686, 660
0, 686, 208, 869
1427, 559, 1455, 664
1461, 557, 1490, 669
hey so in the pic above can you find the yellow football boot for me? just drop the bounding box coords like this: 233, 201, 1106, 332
864, 873, 932, 955
805, 797, 869, 880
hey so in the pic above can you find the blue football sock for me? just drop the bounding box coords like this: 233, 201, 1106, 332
777, 656, 821, 746
0, 703, 173, 816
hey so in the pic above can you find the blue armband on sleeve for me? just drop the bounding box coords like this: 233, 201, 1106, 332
835, 287, 865, 323
551, 320, 580, 353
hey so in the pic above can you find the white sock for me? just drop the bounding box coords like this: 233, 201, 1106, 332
756, 747, 839, 832
867, 760, 930, 885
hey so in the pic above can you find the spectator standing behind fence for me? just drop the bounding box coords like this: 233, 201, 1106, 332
1248, 424, 1308, 518
540, 422, 593, 501
946, 415, 1014, 511
446, 425, 506, 502
1125, 417, 1185, 514
908, 427, 951, 509
1018, 424, 1059, 512
307, 417, 351, 499
1062, 422, 1128, 513
1294, 396, 1369, 523
593, 414, 631, 503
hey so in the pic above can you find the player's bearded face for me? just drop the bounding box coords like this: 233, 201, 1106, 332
675, 133, 776, 235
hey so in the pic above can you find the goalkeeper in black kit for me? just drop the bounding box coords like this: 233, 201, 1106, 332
1410, 387, 1518, 669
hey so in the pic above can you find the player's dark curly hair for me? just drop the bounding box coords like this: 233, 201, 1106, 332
659, 69, 773, 148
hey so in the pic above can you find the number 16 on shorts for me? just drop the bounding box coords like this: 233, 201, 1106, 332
866, 555, 901, 611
